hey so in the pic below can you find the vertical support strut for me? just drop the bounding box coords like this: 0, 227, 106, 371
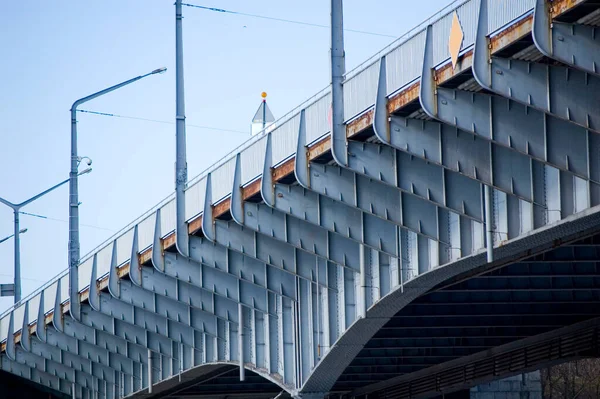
175, 0, 189, 257
238, 303, 245, 381
147, 349, 153, 394
485, 185, 494, 262
330, 0, 347, 166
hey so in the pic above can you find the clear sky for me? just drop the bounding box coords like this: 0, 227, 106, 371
0, 0, 455, 312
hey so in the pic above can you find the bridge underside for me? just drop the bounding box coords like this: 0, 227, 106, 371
340, 232, 600, 397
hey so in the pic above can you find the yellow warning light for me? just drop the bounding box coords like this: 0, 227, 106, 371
261, 91, 267, 99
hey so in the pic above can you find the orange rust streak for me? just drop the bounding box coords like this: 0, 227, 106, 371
213, 199, 230, 219
387, 82, 420, 115
551, 0, 586, 17
243, 179, 261, 199
163, 233, 176, 250
273, 158, 295, 182
490, 16, 532, 53
308, 136, 332, 160
188, 217, 202, 235
140, 247, 152, 265
347, 110, 374, 137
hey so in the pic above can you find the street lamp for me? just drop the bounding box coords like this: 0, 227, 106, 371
0, 168, 91, 303
0, 228, 27, 245
69, 67, 167, 320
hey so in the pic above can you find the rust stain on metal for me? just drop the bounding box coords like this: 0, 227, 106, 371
213, 199, 230, 219
163, 233, 176, 251
490, 15, 532, 53
188, 216, 203, 235
273, 158, 295, 181
387, 82, 421, 114
347, 109, 374, 137
551, 0, 586, 17
117, 262, 130, 279
139, 247, 153, 264
307, 136, 332, 160
243, 179, 261, 199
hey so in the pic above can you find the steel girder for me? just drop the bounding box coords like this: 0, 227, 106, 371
227, 158, 362, 274
475, 0, 600, 133
5, 312, 98, 398
262, 132, 445, 262
1, 353, 73, 396
148, 211, 298, 306
418, 27, 600, 225
202, 174, 348, 388
533, 0, 600, 77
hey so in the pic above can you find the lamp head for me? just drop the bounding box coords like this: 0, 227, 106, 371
78, 167, 92, 176
152, 67, 167, 75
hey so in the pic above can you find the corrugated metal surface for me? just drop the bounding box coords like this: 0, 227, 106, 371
305, 93, 331, 145
116, 228, 134, 266
386, 31, 426, 96
343, 60, 380, 121
211, 157, 236, 204
12, 304, 24, 335
272, 113, 301, 166
240, 135, 267, 184
488, 0, 533, 34
27, 293, 40, 324
78, 257, 94, 292
43, 280, 59, 315
432, 0, 478, 66
137, 212, 156, 251
59, 275, 68, 304
160, 199, 177, 237
95, 243, 113, 280
0, 314, 8, 342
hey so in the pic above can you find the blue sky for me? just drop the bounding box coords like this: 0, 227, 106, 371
0, 0, 454, 312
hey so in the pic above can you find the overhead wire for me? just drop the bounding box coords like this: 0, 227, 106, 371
181, 3, 397, 38
77, 109, 249, 135
20, 211, 115, 233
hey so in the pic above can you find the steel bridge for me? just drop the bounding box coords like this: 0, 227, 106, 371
3, 0, 600, 397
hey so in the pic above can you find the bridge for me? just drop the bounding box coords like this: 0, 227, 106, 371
3, 0, 600, 397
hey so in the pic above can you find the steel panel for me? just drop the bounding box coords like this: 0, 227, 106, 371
211, 157, 236, 204
59, 275, 68, 304
115, 228, 134, 266
160, 199, 177, 238
240, 135, 267, 184
27, 294, 40, 324
272, 113, 301, 166
385, 31, 426, 96
78, 257, 93, 292
0, 314, 8, 342
432, 0, 478, 66
137, 213, 156, 251
185, 176, 206, 222
305, 93, 331, 145
343, 61, 380, 121
488, 0, 533, 34
12, 305, 24, 334
95, 244, 113, 280
43, 281, 59, 315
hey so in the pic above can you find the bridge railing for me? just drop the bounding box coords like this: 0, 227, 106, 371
0, 0, 538, 345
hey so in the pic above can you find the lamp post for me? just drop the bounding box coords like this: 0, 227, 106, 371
69, 67, 167, 320
0, 229, 27, 298
0, 169, 90, 303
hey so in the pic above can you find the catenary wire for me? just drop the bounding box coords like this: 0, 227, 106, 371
181, 3, 397, 38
